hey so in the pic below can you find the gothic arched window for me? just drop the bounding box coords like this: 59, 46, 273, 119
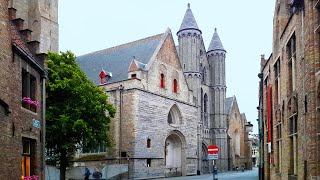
160, 73, 165, 88
202, 67, 207, 84
167, 104, 182, 125
173, 79, 178, 93
204, 93, 208, 113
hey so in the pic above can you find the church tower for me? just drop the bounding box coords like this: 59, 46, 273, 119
177, 3, 203, 96
207, 28, 228, 171
177, 3, 204, 175
9, 0, 59, 53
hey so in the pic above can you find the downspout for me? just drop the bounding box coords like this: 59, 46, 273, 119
42, 76, 46, 179
119, 85, 124, 164
301, 6, 307, 180
258, 72, 264, 180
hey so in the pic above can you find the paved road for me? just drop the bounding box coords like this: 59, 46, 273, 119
158, 168, 258, 180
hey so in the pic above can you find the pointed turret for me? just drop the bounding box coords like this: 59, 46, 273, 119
208, 28, 225, 53
177, 3, 202, 36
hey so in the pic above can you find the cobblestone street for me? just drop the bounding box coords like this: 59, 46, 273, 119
157, 168, 258, 180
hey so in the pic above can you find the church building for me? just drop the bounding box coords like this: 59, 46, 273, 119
76, 4, 229, 179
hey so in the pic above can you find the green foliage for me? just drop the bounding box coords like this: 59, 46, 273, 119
46, 51, 115, 169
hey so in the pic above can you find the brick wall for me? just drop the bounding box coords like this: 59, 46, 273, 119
260, 0, 320, 179
0, 1, 46, 179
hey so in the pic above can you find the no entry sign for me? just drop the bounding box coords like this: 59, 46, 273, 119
208, 145, 219, 154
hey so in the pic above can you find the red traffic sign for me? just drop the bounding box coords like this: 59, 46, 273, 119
208, 145, 219, 154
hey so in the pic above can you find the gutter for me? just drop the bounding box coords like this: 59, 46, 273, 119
12, 43, 48, 77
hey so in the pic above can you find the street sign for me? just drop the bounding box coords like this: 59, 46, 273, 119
32, 119, 40, 128
208, 154, 218, 160
208, 145, 219, 154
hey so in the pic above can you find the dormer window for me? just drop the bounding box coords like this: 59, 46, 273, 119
160, 73, 165, 88
131, 74, 137, 79
99, 70, 107, 84
173, 79, 178, 93
99, 70, 112, 84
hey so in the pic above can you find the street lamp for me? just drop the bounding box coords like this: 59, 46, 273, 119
245, 122, 253, 133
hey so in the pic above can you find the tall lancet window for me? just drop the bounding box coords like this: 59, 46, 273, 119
160, 73, 165, 88
173, 79, 178, 93
202, 67, 207, 84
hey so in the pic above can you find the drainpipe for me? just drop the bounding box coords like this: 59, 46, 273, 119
301, 6, 307, 180
42, 76, 46, 179
119, 85, 124, 164
258, 72, 264, 180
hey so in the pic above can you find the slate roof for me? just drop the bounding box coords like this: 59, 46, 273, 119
208, 28, 225, 52
177, 3, 201, 34
225, 96, 234, 114
76, 33, 164, 85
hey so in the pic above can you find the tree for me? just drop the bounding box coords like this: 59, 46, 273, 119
45, 51, 115, 180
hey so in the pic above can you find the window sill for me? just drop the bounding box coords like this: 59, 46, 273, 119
21, 106, 37, 115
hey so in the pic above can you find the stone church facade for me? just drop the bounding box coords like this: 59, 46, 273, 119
76, 4, 229, 179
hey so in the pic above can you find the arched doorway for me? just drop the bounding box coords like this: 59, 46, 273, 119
201, 143, 209, 174
164, 131, 186, 177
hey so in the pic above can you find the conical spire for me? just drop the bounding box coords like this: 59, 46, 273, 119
177, 3, 201, 35
208, 28, 225, 52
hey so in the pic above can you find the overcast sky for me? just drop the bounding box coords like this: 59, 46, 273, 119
59, 0, 276, 134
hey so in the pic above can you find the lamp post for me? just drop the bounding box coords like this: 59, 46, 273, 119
245, 122, 253, 133
245, 122, 253, 170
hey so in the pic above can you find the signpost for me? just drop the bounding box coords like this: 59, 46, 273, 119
208, 145, 219, 180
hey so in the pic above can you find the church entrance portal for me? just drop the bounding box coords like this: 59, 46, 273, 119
201, 143, 209, 174
165, 132, 185, 177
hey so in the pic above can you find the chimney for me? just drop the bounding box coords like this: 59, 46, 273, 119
260, 54, 266, 68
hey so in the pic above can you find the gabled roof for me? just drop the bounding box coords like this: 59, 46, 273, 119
10, 22, 34, 58
208, 28, 225, 52
10, 22, 47, 76
177, 3, 201, 34
225, 96, 235, 115
76, 33, 164, 85
128, 59, 146, 72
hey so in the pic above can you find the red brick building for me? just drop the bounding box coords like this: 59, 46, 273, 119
0, 0, 57, 179
258, 0, 320, 179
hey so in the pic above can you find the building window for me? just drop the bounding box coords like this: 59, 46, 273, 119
275, 110, 282, 173
288, 114, 298, 175
203, 93, 208, 127
146, 159, 151, 167
287, 34, 296, 94
160, 73, 165, 88
204, 94, 208, 113
202, 67, 207, 84
173, 79, 178, 93
22, 69, 37, 113
147, 139, 151, 148
21, 139, 31, 179
167, 104, 182, 125
82, 141, 106, 153
131, 74, 137, 79
274, 59, 281, 105
121, 151, 127, 158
